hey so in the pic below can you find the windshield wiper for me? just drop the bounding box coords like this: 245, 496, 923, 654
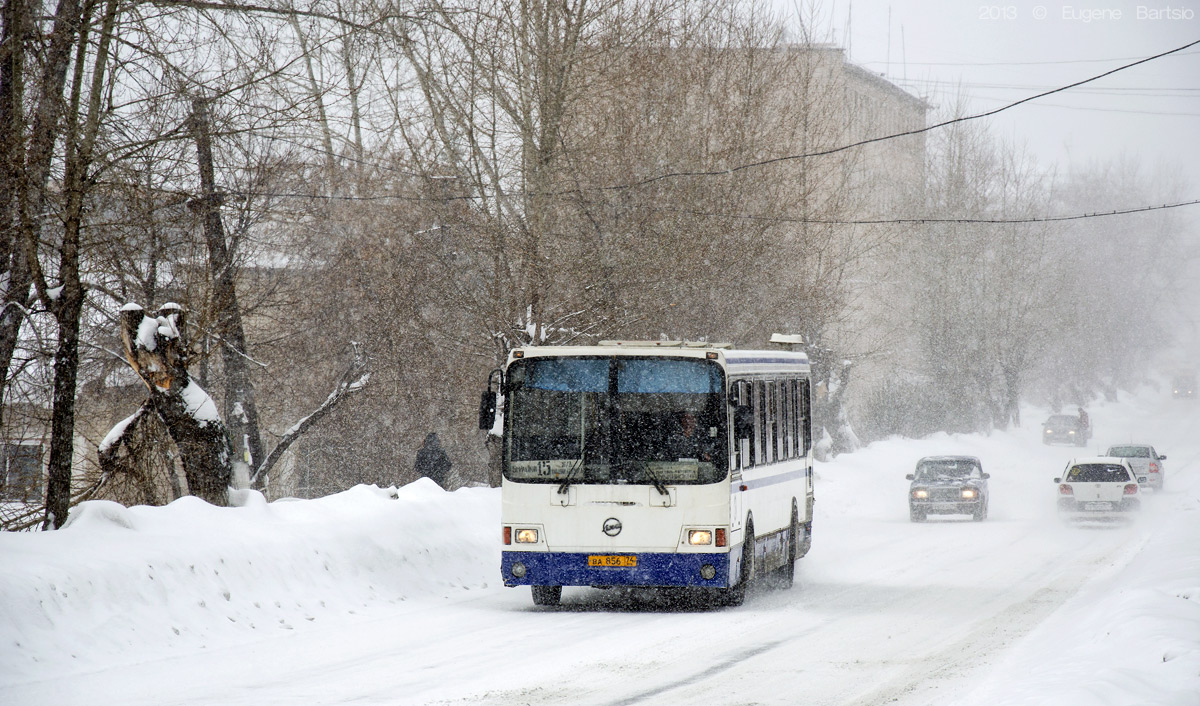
643, 465, 670, 497
557, 458, 584, 494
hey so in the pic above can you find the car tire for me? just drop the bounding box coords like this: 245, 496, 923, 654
531, 585, 562, 606
972, 503, 985, 522
909, 507, 926, 522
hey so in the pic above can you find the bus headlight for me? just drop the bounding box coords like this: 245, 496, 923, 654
511, 562, 527, 578
688, 529, 713, 545
515, 528, 538, 543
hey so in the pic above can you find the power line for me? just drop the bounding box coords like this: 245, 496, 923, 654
630, 199, 1200, 226
229, 188, 1200, 227
591, 38, 1200, 194
855, 50, 1200, 68
217, 40, 1200, 225
232, 39, 1200, 202
936, 99, 1200, 118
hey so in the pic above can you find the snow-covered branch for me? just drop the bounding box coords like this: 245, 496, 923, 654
250, 343, 370, 485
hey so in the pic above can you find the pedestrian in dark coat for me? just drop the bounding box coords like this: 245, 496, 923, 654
415, 432, 452, 489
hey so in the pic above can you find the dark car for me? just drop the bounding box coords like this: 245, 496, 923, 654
1042, 414, 1089, 446
907, 456, 990, 522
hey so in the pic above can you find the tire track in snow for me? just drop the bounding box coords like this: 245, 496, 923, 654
836, 528, 1153, 706
602, 636, 793, 706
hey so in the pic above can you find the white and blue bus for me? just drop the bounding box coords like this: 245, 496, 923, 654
478, 338, 814, 606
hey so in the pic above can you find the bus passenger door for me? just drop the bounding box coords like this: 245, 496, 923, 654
731, 433, 750, 533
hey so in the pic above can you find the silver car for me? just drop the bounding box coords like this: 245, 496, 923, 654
1104, 444, 1165, 490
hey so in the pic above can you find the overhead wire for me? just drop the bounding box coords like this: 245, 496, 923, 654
854, 50, 1200, 67
588, 38, 1200, 192
220, 38, 1200, 225
628, 199, 1200, 226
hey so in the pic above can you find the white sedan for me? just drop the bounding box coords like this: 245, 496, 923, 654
1054, 457, 1147, 520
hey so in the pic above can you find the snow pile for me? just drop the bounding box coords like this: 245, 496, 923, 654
0, 480, 497, 685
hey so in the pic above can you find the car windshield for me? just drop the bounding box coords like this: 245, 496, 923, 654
915, 459, 981, 480
503, 356, 726, 485
1065, 464, 1130, 482
1106, 446, 1150, 458
1045, 415, 1078, 429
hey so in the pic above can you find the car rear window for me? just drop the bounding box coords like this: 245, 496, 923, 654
1106, 446, 1149, 458
1065, 464, 1130, 482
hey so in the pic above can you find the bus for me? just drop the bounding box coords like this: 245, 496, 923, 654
478, 337, 814, 606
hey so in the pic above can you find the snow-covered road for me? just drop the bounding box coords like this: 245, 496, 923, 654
3, 385, 1198, 705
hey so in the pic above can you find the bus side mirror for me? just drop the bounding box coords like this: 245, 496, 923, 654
478, 390, 497, 430
733, 405, 754, 439
479, 368, 503, 431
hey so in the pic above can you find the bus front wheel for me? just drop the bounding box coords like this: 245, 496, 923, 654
720, 520, 754, 606
531, 585, 562, 606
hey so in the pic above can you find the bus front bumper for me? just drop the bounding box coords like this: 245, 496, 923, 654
502, 550, 731, 588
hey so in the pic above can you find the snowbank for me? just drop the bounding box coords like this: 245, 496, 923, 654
0, 480, 497, 684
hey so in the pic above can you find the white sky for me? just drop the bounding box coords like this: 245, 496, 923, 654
775, 0, 1199, 184
774, 0, 1200, 357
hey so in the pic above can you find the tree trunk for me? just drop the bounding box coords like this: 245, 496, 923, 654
42, 0, 120, 529
0, 0, 78, 436
107, 304, 233, 506
42, 287, 82, 529
148, 381, 232, 505
190, 98, 264, 486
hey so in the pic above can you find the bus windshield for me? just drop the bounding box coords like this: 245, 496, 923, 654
503, 356, 726, 485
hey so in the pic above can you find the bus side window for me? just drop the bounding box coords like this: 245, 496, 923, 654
793, 379, 802, 458
754, 381, 765, 467
776, 381, 786, 462
799, 380, 811, 455
785, 379, 796, 459
730, 379, 750, 472
765, 382, 775, 464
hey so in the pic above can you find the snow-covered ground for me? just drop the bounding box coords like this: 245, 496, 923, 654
2, 384, 1198, 706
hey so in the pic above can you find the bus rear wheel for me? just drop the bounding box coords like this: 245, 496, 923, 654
531, 585, 562, 606
775, 504, 799, 588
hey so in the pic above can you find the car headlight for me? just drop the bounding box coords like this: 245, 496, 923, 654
688, 529, 713, 545
912, 489, 928, 499
1044, 429, 1051, 434
515, 528, 538, 543
961, 488, 977, 499
1068, 430, 1075, 435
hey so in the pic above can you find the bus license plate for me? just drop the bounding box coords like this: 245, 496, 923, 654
588, 555, 637, 568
